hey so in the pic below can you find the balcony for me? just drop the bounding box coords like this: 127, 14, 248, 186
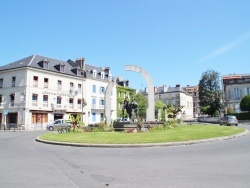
32, 100, 38, 106
43, 102, 48, 107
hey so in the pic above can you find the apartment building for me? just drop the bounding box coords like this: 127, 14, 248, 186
183, 85, 200, 117
142, 84, 193, 120
222, 74, 250, 113
0, 55, 117, 130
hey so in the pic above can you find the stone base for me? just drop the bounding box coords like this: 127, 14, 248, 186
113, 122, 137, 131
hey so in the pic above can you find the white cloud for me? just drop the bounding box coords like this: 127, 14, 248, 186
198, 31, 250, 62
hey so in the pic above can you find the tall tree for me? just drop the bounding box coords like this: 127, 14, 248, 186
198, 69, 222, 116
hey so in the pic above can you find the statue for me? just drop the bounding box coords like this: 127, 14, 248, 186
122, 97, 138, 121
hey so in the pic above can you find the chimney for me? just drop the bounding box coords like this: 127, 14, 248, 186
163, 85, 168, 92
154, 87, 158, 93
75, 58, 85, 70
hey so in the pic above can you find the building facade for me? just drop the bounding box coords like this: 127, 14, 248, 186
0, 55, 117, 130
222, 74, 250, 113
143, 84, 193, 120
183, 85, 200, 117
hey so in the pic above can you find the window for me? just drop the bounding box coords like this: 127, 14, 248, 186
92, 98, 96, 108
44, 78, 48, 88
57, 96, 62, 108
57, 80, 62, 90
12, 77, 16, 87
100, 86, 105, 94
101, 72, 104, 79
233, 88, 240, 100
92, 112, 96, 122
43, 95, 48, 107
44, 61, 48, 69
77, 69, 81, 76
70, 82, 74, 89
77, 99, 81, 109
99, 99, 105, 108
92, 85, 96, 93
100, 113, 104, 121
10, 94, 15, 106
78, 84, 82, 93
247, 88, 250, 95
108, 75, 112, 81
0, 78, 3, 88
32, 94, 38, 106
92, 70, 97, 77
33, 76, 38, 87
69, 98, 74, 109
0, 95, 2, 106
60, 65, 65, 72
32, 113, 48, 124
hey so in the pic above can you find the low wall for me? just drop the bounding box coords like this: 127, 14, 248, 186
198, 117, 220, 123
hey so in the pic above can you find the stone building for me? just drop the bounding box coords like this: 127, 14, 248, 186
0, 55, 117, 130
222, 74, 250, 113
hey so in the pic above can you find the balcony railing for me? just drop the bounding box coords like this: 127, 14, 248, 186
32, 100, 38, 106
43, 102, 48, 107
69, 104, 73, 109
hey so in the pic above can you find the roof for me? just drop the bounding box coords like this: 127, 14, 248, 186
0, 54, 112, 81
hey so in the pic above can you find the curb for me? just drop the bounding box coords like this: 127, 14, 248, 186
35, 129, 249, 148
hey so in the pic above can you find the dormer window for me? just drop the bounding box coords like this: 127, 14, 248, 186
93, 70, 97, 77
108, 74, 112, 81
60, 65, 65, 72
101, 72, 105, 79
43, 60, 49, 69
37, 59, 49, 69
77, 69, 81, 76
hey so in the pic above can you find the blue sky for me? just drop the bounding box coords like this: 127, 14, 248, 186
1, 0, 250, 90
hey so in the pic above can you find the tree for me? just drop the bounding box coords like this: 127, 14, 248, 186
134, 93, 148, 120
155, 100, 167, 121
198, 69, 222, 116
240, 94, 250, 111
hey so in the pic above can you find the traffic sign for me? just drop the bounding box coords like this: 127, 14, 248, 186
3, 109, 8, 115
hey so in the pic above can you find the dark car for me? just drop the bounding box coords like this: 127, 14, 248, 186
220, 115, 238, 126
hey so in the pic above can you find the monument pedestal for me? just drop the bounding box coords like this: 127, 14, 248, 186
113, 122, 137, 131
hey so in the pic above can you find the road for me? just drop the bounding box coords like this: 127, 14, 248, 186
0, 124, 250, 188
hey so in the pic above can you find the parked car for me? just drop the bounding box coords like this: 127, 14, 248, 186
220, 115, 238, 126
46, 119, 73, 131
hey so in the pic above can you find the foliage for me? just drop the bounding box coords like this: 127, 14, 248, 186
198, 69, 222, 116
226, 107, 234, 114
227, 112, 250, 120
155, 100, 167, 121
116, 85, 136, 118
240, 94, 250, 111
134, 93, 148, 120
69, 114, 82, 131
166, 103, 184, 119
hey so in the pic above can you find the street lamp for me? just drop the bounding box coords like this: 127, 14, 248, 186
80, 58, 86, 123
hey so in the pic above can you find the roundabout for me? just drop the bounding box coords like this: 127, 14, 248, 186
36, 124, 249, 148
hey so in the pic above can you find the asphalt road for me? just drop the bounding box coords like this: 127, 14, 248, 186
0, 124, 250, 188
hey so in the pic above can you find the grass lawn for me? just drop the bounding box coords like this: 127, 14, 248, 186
39, 124, 245, 144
